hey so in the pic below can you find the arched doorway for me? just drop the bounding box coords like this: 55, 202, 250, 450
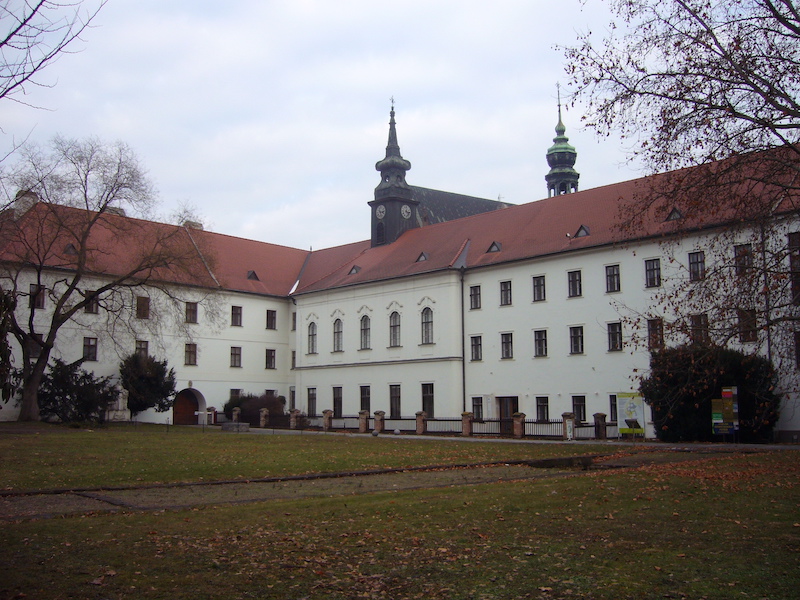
172, 388, 207, 425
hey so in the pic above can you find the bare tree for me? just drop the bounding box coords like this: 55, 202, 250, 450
1, 0, 106, 108
565, 0, 800, 395
0, 136, 217, 421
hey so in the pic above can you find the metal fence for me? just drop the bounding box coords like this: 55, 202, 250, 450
286, 415, 620, 440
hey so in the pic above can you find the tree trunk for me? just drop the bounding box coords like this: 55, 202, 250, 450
17, 360, 47, 422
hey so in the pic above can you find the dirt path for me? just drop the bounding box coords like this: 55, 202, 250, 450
0, 451, 735, 521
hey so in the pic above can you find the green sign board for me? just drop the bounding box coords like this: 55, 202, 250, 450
712, 387, 739, 435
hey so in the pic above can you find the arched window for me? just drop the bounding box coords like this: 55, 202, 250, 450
333, 318, 343, 352
421, 307, 433, 344
360, 315, 371, 350
376, 222, 386, 245
389, 311, 401, 347
307, 322, 317, 354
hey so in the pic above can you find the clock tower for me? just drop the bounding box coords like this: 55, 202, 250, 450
369, 103, 419, 247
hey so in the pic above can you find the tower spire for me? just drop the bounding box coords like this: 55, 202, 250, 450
545, 85, 580, 197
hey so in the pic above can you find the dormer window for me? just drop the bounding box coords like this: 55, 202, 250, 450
247, 270, 260, 281
64, 243, 78, 255
487, 241, 502, 253
416, 252, 428, 262
575, 225, 590, 237
349, 265, 361, 275
666, 207, 683, 221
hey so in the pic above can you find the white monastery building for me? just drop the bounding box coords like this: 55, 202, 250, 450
3, 106, 799, 442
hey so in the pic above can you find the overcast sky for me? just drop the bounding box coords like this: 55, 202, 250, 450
2, 0, 639, 250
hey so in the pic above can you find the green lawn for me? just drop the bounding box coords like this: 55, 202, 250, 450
0, 423, 798, 600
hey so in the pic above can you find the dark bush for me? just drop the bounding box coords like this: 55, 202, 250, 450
38, 358, 119, 423
119, 353, 176, 416
640, 345, 780, 443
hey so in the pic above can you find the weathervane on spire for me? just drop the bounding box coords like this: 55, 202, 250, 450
556, 82, 562, 121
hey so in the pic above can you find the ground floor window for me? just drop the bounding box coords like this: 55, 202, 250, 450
333, 386, 342, 418
307, 387, 317, 417
421, 383, 434, 418
472, 396, 483, 420
609, 394, 618, 422
360, 385, 371, 413
390, 384, 401, 419
572, 395, 586, 423
536, 396, 549, 422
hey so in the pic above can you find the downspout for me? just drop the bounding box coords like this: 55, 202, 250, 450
460, 265, 467, 414
760, 223, 773, 363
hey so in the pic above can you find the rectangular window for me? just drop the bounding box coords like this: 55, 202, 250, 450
738, 309, 757, 343
185, 301, 198, 324
135, 340, 149, 357
82, 337, 98, 361
569, 326, 584, 354
265, 348, 276, 369
290, 388, 296, 411
422, 383, 434, 418
184, 343, 197, 366
360, 385, 371, 413
605, 264, 621, 293
789, 233, 800, 304
230, 346, 242, 367
231, 306, 242, 327
534, 330, 547, 357
536, 396, 549, 422
84, 291, 99, 314
645, 258, 661, 288
567, 270, 582, 297
607, 322, 623, 351
500, 280, 512, 306
609, 394, 618, 422
333, 387, 343, 419
647, 318, 664, 350
291, 350, 296, 369
689, 251, 706, 281
690, 313, 710, 344
469, 285, 481, 309
470, 335, 482, 361
572, 395, 587, 423
266, 309, 277, 330
472, 396, 483, 420
291, 311, 297, 331
501, 332, 513, 359
29, 284, 45, 309
532, 275, 546, 302
230, 389, 241, 400
308, 388, 317, 417
734, 244, 753, 276
390, 384, 401, 419
136, 296, 150, 319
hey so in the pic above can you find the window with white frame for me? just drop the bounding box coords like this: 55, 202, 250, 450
645, 258, 661, 288
360, 315, 371, 349
567, 270, 582, 297
333, 318, 343, 352
389, 311, 401, 347
569, 326, 584, 354
308, 322, 317, 354
607, 322, 623, 351
501, 332, 513, 359
688, 251, 706, 281
605, 264, 621, 293
534, 330, 547, 357
421, 307, 433, 344
469, 285, 481, 309
265, 348, 276, 369
470, 335, 482, 361
500, 280, 512, 306
532, 275, 546, 302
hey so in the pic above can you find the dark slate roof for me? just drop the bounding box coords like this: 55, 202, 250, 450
411, 186, 513, 225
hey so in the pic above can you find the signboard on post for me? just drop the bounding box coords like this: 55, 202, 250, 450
712, 386, 739, 436
617, 393, 646, 436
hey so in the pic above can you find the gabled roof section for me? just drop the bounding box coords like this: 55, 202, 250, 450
410, 186, 512, 225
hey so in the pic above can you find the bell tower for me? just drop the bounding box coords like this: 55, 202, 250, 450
369, 102, 419, 246
545, 88, 580, 197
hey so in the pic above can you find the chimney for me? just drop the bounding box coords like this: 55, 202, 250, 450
13, 190, 38, 219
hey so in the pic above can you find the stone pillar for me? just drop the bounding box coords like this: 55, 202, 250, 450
358, 410, 370, 434
373, 410, 385, 434
593, 412, 607, 440
415, 411, 427, 435
290, 408, 301, 430
259, 408, 269, 428
562, 412, 576, 441
232, 407, 241, 423
461, 412, 474, 437
322, 409, 333, 432
512, 412, 526, 439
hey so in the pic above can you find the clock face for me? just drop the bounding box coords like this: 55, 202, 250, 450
401, 204, 411, 219
375, 205, 386, 219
